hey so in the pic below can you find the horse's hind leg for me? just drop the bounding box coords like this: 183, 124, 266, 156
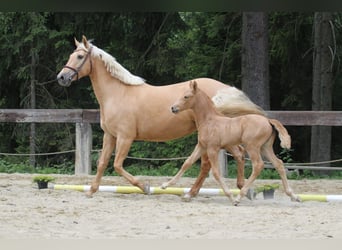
183, 153, 211, 201
113, 136, 149, 193
87, 133, 116, 197
261, 142, 300, 202
161, 143, 202, 189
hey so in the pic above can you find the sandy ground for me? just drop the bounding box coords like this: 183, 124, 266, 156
1, 173, 342, 239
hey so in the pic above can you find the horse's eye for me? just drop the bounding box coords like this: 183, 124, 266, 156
184, 95, 189, 99
77, 54, 84, 60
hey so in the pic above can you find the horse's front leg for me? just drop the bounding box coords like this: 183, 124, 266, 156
206, 148, 234, 204
183, 153, 211, 201
113, 137, 149, 193
87, 133, 116, 197
161, 143, 202, 189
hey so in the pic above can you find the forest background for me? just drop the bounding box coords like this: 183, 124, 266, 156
0, 12, 342, 176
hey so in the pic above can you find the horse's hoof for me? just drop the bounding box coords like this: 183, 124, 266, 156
291, 195, 302, 202
160, 183, 168, 189
85, 191, 93, 198
233, 200, 239, 206
144, 183, 151, 195
246, 188, 256, 200
182, 194, 192, 202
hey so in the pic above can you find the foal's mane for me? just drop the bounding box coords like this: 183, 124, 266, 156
78, 41, 145, 86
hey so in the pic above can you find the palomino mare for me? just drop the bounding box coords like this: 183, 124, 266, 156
169, 80, 301, 205
57, 35, 264, 197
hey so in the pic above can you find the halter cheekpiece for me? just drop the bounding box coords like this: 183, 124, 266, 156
63, 46, 93, 80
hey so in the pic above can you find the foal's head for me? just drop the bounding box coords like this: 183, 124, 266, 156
57, 35, 93, 87
171, 80, 199, 114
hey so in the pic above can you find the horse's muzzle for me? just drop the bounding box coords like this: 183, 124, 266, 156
57, 73, 72, 87
171, 106, 179, 114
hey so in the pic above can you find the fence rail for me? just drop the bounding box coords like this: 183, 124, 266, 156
1, 109, 342, 174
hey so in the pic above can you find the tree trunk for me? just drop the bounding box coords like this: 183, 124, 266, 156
241, 12, 270, 110
311, 12, 334, 174
30, 48, 37, 167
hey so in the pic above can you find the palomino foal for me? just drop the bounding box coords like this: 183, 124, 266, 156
170, 80, 300, 206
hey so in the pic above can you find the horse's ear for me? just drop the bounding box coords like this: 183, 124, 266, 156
82, 35, 90, 49
74, 37, 80, 47
190, 80, 198, 93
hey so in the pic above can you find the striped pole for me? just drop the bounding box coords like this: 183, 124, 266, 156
297, 194, 342, 202
50, 184, 342, 202
50, 184, 240, 196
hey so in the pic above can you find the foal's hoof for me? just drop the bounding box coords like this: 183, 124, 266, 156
160, 183, 168, 189
233, 200, 240, 206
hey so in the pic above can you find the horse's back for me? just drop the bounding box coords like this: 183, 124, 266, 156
148, 78, 230, 99
239, 114, 273, 141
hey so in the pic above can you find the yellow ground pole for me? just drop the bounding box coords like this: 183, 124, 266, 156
51, 184, 342, 202
51, 184, 240, 196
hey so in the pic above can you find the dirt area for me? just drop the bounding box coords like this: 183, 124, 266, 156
1, 173, 342, 239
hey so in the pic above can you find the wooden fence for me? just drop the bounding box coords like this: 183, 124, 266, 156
1, 109, 342, 175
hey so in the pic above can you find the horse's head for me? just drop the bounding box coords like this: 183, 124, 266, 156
171, 80, 198, 114
57, 35, 93, 87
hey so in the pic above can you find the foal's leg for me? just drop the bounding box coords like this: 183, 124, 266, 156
183, 153, 211, 201
161, 143, 202, 189
234, 147, 264, 206
261, 142, 300, 202
226, 145, 245, 189
207, 148, 234, 204
113, 136, 149, 193
87, 132, 116, 197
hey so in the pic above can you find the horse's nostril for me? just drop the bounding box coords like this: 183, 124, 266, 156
171, 106, 178, 113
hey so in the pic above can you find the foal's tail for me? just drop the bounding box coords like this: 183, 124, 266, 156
212, 87, 266, 117
268, 119, 291, 149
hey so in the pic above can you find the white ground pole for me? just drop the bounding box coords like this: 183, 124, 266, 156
51, 184, 239, 196
50, 184, 342, 202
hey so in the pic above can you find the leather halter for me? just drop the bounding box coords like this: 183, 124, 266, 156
63, 46, 93, 81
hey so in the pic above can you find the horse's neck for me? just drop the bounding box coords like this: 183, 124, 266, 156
192, 92, 218, 127
89, 57, 125, 106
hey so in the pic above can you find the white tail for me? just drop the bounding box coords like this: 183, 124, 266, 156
212, 88, 266, 117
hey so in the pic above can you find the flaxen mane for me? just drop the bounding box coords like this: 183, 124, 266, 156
77, 41, 145, 85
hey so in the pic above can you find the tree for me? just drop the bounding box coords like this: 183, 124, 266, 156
241, 12, 270, 109
310, 12, 334, 173
0, 12, 75, 166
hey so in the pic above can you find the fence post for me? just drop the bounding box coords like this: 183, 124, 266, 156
209, 149, 228, 178
75, 122, 92, 175
219, 149, 228, 177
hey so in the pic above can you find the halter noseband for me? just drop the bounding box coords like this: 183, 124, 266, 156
63, 46, 93, 81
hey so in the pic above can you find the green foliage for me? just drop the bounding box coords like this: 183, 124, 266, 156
120, 162, 200, 177
278, 148, 294, 163
255, 183, 280, 193
0, 158, 75, 175
32, 175, 55, 183
0, 159, 35, 173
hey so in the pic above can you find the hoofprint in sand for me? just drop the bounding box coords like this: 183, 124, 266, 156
1, 173, 342, 239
